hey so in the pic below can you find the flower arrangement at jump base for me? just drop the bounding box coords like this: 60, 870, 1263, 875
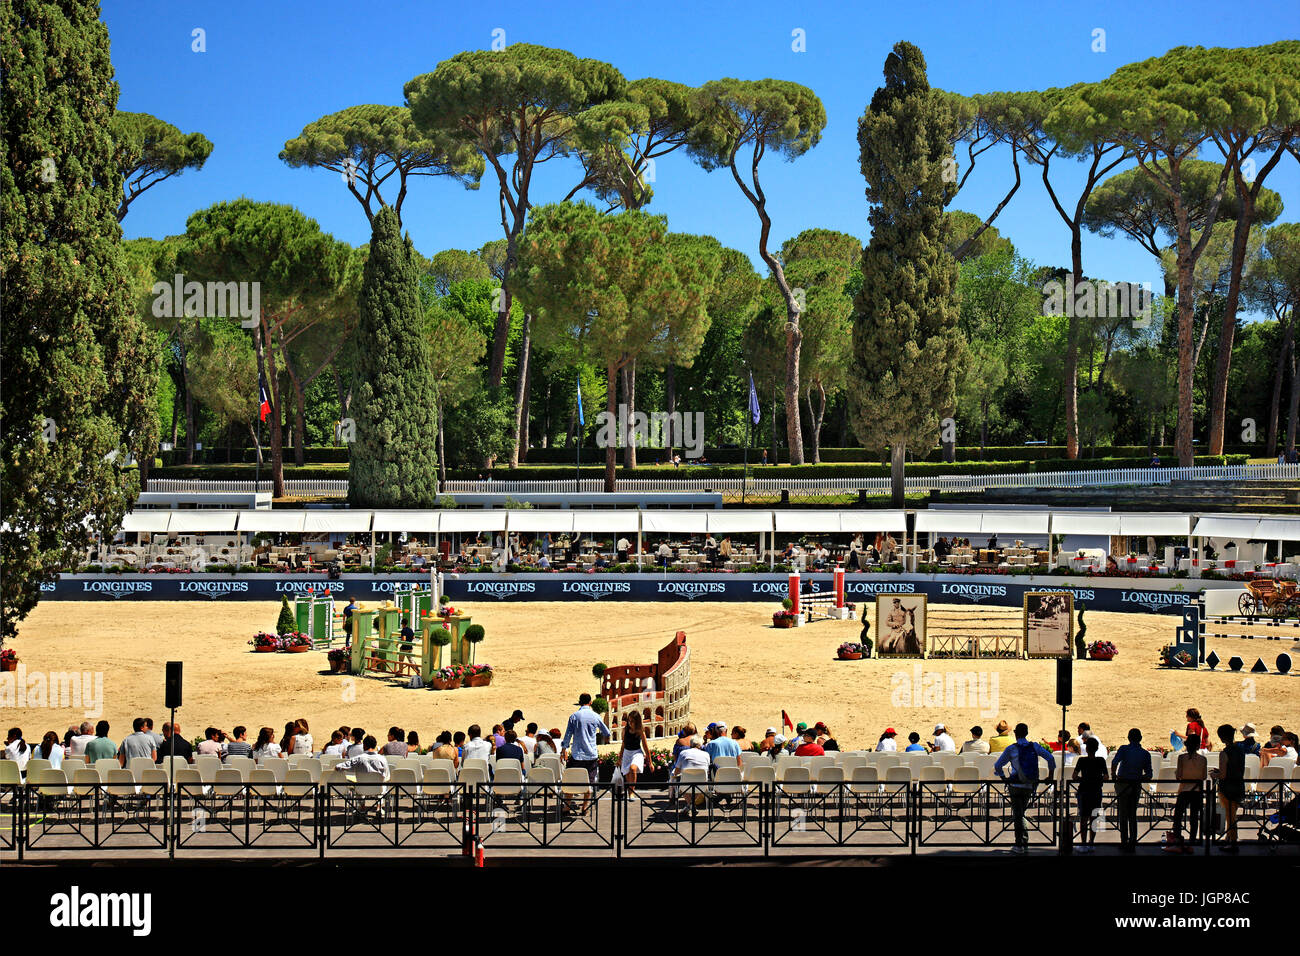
327, 648, 350, 674
772, 597, 799, 628
837, 642, 867, 660
250, 631, 311, 653
1158, 644, 1195, 668
431, 664, 466, 690
463, 663, 493, 687
0, 648, 17, 672
250, 632, 282, 652
1088, 640, 1118, 661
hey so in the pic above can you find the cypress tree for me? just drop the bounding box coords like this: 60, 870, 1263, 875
349, 207, 439, 505
1, 0, 159, 641
848, 42, 964, 507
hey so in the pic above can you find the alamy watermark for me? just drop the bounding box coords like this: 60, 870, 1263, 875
889, 663, 1000, 718
594, 405, 704, 459
152, 273, 261, 328
1041, 276, 1153, 328
0, 665, 104, 718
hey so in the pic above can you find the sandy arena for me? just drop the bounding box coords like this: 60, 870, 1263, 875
4, 601, 1297, 750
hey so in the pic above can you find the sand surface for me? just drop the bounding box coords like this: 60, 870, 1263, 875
3, 601, 1297, 751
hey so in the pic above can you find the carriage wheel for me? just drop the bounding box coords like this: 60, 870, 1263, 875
1238, 593, 1256, 617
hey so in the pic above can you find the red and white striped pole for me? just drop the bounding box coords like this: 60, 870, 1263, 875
834, 565, 845, 609
788, 572, 800, 615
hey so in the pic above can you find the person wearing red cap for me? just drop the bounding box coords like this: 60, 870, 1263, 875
875, 728, 898, 752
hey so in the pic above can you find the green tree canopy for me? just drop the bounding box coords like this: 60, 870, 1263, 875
111, 110, 212, 221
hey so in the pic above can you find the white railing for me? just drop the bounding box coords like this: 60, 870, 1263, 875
148, 464, 1299, 498
148, 479, 349, 495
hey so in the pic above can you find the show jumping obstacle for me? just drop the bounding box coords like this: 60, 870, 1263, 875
787, 568, 850, 621
294, 591, 335, 648
348, 586, 477, 682
602, 631, 691, 743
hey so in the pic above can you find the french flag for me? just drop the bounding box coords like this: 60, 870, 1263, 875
258, 371, 271, 422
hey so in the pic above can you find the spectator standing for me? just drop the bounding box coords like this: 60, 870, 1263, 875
1173, 709, 1213, 752
1168, 732, 1207, 853
1212, 724, 1246, 853
618, 711, 652, 800
1072, 736, 1107, 853
561, 693, 611, 815
994, 723, 1055, 854
1111, 728, 1153, 853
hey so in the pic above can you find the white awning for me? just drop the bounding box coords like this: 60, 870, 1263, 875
707, 511, 773, 533
840, 510, 907, 533
237, 511, 307, 533
1193, 516, 1259, 538
573, 511, 641, 533
166, 511, 239, 533
303, 511, 373, 533
1048, 513, 1123, 536
120, 511, 173, 533
1254, 517, 1300, 541
914, 511, 985, 534
438, 510, 507, 533
774, 511, 841, 532
506, 510, 574, 533
640, 511, 708, 533
1117, 514, 1192, 537
371, 511, 438, 533
983, 511, 1051, 535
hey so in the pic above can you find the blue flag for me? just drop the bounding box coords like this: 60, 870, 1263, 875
748, 372, 760, 425
576, 375, 585, 427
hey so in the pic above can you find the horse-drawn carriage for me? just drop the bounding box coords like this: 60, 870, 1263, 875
1238, 577, 1300, 618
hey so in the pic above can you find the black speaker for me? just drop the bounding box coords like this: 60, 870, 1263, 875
1056, 657, 1072, 707
165, 661, 183, 709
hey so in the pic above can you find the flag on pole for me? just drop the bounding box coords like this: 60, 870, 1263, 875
576, 375, 585, 427
781, 710, 794, 732
748, 371, 761, 425
258, 371, 271, 422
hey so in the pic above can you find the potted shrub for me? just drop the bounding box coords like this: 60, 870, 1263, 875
1088, 640, 1118, 661
250, 633, 282, 653
463, 623, 486, 664
463, 663, 494, 687
327, 647, 350, 673
429, 626, 452, 669
282, 632, 312, 653
772, 609, 799, 628
431, 664, 465, 690
591, 694, 609, 716
837, 642, 865, 661
276, 595, 296, 635
0, 648, 17, 672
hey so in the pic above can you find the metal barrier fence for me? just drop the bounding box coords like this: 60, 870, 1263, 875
5, 778, 1295, 860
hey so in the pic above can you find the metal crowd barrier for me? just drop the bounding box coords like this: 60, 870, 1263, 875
4, 778, 1295, 860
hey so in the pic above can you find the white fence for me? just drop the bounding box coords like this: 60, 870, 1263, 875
148, 464, 1298, 498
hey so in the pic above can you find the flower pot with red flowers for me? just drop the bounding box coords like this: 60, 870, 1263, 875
250, 633, 282, 653
463, 663, 493, 687
327, 648, 351, 674
431, 665, 465, 690
837, 642, 865, 660
1088, 640, 1118, 661
0, 648, 17, 672
281, 632, 312, 653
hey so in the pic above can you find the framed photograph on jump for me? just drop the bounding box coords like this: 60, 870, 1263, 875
1023, 591, 1073, 658
876, 594, 928, 658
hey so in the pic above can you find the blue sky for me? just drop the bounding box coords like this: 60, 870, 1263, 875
105, 0, 1300, 302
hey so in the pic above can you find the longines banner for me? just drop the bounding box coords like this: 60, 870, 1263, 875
43, 573, 1234, 614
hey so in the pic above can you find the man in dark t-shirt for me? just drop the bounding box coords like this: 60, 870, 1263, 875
156, 722, 194, 763
496, 730, 526, 765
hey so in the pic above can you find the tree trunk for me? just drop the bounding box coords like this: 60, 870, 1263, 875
811, 382, 827, 464
890, 442, 906, 509
1206, 192, 1253, 455
1174, 212, 1196, 467
622, 360, 638, 469
1287, 341, 1300, 456
290, 373, 307, 467
665, 364, 677, 459
436, 389, 447, 485
1267, 318, 1292, 457
256, 329, 286, 498
247, 423, 262, 465
521, 357, 532, 458
182, 346, 195, 465
1064, 229, 1083, 459
605, 362, 619, 492
508, 312, 531, 467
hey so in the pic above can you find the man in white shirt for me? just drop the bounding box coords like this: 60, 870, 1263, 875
933, 723, 957, 752
1077, 723, 1107, 760
68, 721, 97, 756
520, 723, 539, 756
463, 725, 493, 761
335, 736, 390, 779
616, 537, 631, 561
671, 735, 711, 804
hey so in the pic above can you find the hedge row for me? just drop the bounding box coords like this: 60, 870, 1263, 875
158, 443, 1263, 467
150, 454, 1246, 483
